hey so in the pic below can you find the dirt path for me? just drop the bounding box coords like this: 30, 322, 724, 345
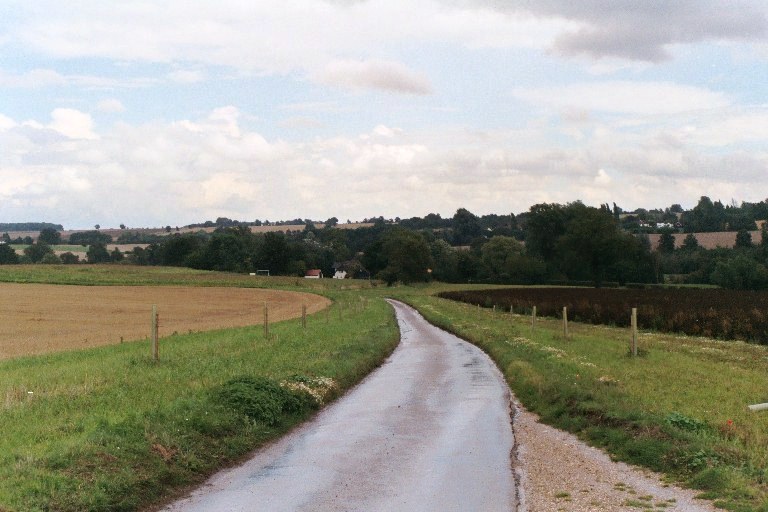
0, 283, 329, 360
162, 299, 518, 512
514, 403, 719, 511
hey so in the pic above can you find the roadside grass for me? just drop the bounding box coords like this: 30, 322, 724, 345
389, 290, 768, 511
0, 281, 397, 511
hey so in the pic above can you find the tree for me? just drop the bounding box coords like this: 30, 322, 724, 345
0, 244, 19, 264
38, 228, 62, 245
735, 229, 753, 249
87, 243, 111, 263
681, 233, 699, 251
69, 230, 112, 245
451, 208, 482, 245
658, 230, 676, 253
524, 203, 569, 261
59, 252, 80, 264
555, 206, 625, 287
377, 228, 433, 285
711, 255, 768, 290
94, 224, 100, 230
24, 242, 54, 263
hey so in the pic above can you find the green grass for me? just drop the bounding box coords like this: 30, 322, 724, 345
386, 289, 768, 511
5, 266, 768, 510
0, 267, 398, 511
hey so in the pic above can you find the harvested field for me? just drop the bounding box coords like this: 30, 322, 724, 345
0, 283, 330, 360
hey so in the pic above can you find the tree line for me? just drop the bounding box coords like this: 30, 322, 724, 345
2, 200, 768, 289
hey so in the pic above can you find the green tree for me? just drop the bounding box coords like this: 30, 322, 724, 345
681, 233, 700, 251
377, 229, 433, 285
87, 243, 111, 263
0, 244, 19, 264
735, 229, 753, 249
710, 255, 768, 290
524, 203, 569, 261
24, 242, 54, 263
658, 230, 676, 253
451, 208, 482, 245
59, 252, 80, 264
38, 228, 62, 245
555, 206, 624, 287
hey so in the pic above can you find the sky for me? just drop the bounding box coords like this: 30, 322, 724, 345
1, 0, 767, 229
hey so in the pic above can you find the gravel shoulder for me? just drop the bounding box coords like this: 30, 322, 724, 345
513, 399, 719, 512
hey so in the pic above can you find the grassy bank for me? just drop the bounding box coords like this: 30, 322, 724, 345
389, 290, 768, 511
0, 268, 398, 511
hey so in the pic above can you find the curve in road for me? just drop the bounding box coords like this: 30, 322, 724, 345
163, 299, 518, 511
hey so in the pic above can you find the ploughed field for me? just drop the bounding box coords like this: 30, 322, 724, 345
0, 283, 330, 360
439, 287, 768, 344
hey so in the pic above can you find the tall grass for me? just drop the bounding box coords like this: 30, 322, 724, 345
0, 288, 397, 511
393, 292, 768, 511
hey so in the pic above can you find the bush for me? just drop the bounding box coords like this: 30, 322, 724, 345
216, 376, 316, 426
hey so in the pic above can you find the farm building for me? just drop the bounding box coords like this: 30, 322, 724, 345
305, 269, 323, 279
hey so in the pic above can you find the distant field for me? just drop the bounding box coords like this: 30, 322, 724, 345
3, 222, 375, 242
0, 283, 329, 360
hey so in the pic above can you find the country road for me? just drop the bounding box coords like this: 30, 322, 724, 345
163, 299, 518, 512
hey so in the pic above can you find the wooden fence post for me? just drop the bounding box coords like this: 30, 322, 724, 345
264, 302, 269, 339
563, 306, 569, 340
151, 304, 159, 362
531, 306, 537, 330
302, 304, 307, 329
509, 305, 514, 316
631, 307, 638, 356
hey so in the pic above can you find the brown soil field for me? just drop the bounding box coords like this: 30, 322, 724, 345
0, 283, 330, 360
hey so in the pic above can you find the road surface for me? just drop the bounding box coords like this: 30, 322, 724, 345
163, 299, 517, 511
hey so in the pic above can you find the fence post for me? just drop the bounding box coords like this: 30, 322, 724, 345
151, 304, 159, 362
631, 307, 638, 356
302, 304, 307, 329
264, 302, 269, 339
532, 306, 537, 330
563, 306, 569, 340
510, 305, 514, 316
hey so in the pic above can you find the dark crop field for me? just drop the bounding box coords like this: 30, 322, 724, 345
439, 287, 768, 344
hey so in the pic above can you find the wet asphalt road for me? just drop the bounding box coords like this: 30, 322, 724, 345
163, 300, 517, 512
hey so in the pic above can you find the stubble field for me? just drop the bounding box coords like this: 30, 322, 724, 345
0, 283, 330, 360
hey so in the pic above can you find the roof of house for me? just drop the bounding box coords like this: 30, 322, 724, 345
305, 269, 322, 277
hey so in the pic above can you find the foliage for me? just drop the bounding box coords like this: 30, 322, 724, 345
38, 227, 62, 245
0, 244, 19, 264
23, 242, 54, 263
0, 222, 63, 232
710, 255, 768, 290
217, 376, 317, 426
69, 230, 113, 246
87, 243, 112, 264
440, 287, 768, 344
376, 228, 433, 285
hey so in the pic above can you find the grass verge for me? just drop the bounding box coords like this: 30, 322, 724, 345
0, 275, 397, 511
388, 289, 768, 512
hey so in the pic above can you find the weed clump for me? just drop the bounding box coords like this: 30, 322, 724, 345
217, 376, 317, 426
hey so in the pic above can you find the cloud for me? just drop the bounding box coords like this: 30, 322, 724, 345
471, 0, 768, 61
167, 69, 206, 83
47, 108, 98, 140
2, 105, 766, 228
512, 81, 731, 115
0, 113, 16, 131
96, 99, 126, 113
315, 59, 433, 95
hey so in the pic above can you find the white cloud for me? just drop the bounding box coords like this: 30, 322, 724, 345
47, 108, 98, 140
315, 59, 433, 95
167, 69, 206, 83
2, 104, 767, 228
96, 99, 126, 113
512, 81, 731, 115
0, 113, 16, 131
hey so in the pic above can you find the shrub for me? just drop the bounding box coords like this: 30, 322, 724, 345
216, 376, 316, 426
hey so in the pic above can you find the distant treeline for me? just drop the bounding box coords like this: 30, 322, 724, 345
0, 222, 64, 232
